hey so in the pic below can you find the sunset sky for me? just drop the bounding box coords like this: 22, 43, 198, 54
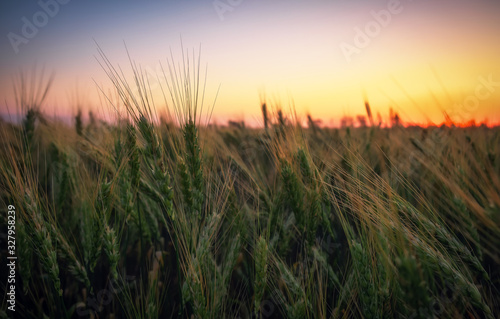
1, 0, 499, 126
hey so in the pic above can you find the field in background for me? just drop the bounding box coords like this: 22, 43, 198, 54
1, 64, 500, 318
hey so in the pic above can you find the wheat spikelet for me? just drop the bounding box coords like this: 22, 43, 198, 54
254, 236, 269, 318
103, 224, 120, 280
24, 191, 62, 296
350, 241, 380, 319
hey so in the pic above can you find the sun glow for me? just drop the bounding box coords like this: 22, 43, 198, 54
1, 0, 499, 127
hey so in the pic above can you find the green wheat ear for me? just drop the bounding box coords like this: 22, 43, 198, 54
295, 147, 312, 183
103, 224, 120, 279
254, 236, 269, 318
280, 160, 305, 234
178, 157, 193, 213
125, 123, 141, 188
182, 119, 204, 217
24, 192, 62, 296
153, 164, 175, 220
50, 222, 91, 288
350, 241, 381, 319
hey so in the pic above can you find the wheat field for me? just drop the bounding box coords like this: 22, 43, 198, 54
1, 56, 499, 319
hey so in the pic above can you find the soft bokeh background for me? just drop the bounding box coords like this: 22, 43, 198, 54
1, 0, 499, 126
